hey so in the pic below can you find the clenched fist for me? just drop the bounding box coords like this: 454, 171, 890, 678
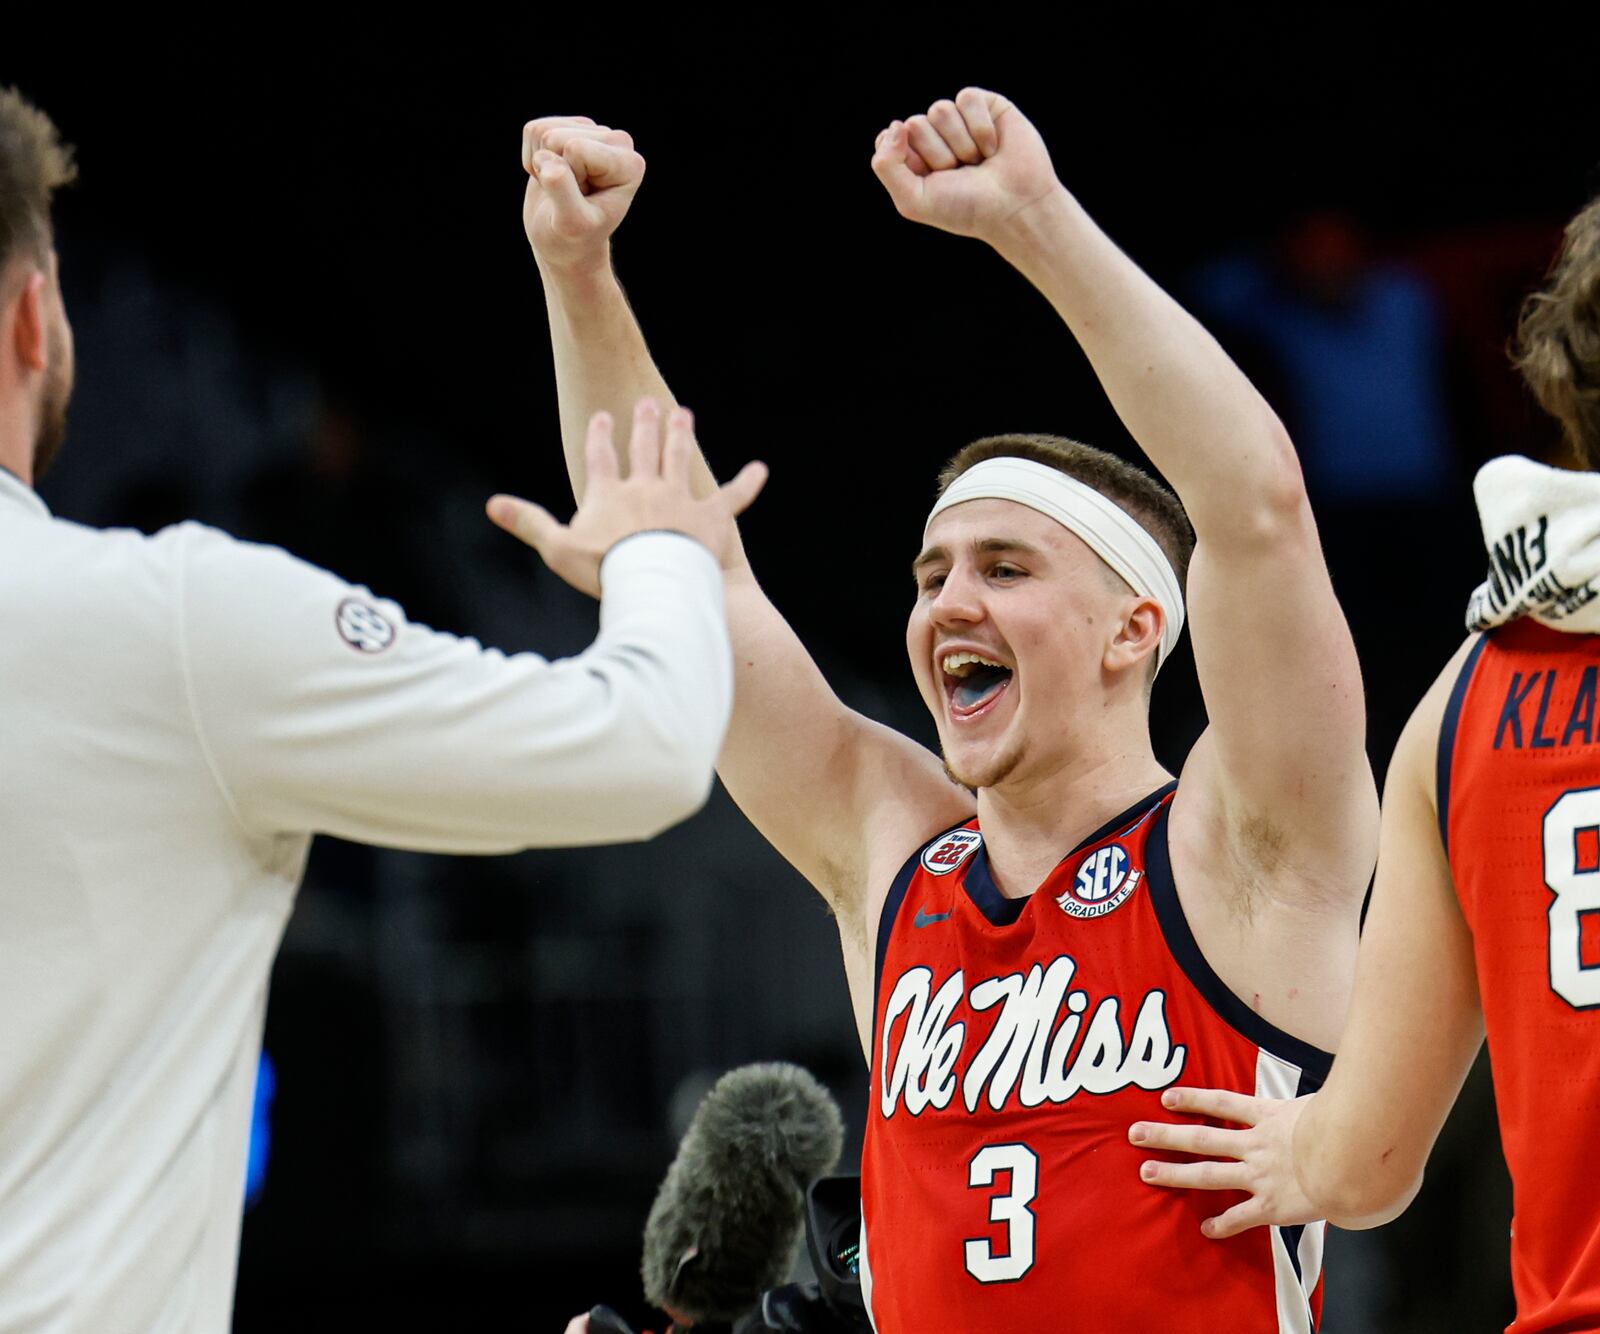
869, 89, 1063, 245
522, 116, 646, 275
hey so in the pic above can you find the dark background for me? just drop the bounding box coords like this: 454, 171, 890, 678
11, 17, 1600, 1332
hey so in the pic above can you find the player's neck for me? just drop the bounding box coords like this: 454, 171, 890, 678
0, 390, 36, 488
975, 743, 1171, 900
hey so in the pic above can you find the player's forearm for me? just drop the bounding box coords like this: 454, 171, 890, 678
539, 260, 715, 500
1287, 709, 1487, 1229
1291, 1089, 1424, 1230
990, 188, 1307, 540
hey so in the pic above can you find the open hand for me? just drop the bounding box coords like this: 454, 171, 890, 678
487, 399, 766, 597
869, 88, 1062, 244
522, 116, 646, 275
1128, 1086, 1321, 1239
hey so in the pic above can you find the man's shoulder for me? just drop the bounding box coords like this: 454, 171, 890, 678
16, 513, 252, 580
14, 516, 398, 661
1, 513, 195, 618
153, 520, 388, 616
0, 520, 217, 712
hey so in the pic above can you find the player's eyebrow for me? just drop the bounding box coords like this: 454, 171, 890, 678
911, 538, 1044, 577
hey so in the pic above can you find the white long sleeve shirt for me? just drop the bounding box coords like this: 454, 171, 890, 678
0, 468, 732, 1332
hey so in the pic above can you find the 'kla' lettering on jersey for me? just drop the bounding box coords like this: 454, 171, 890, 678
879, 954, 1187, 1118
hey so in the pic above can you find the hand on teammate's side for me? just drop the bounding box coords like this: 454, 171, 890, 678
869, 88, 1064, 245
522, 116, 645, 275
1128, 1087, 1320, 1239
487, 398, 766, 598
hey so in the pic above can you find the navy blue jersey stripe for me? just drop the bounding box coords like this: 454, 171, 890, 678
1437, 634, 1489, 856
960, 847, 1027, 927
1145, 801, 1334, 1082
1281, 1223, 1306, 1288
1073, 780, 1178, 853
961, 782, 1179, 928
1294, 1050, 1327, 1097
872, 831, 956, 1051
1276, 1224, 1318, 1331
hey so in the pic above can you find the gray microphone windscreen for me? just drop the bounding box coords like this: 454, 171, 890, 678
641, 1062, 844, 1324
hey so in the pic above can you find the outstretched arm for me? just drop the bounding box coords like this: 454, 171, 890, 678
186, 407, 762, 851
1127, 640, 1486, 1235
520, 118, 972, 955
870, 92, 1375, 895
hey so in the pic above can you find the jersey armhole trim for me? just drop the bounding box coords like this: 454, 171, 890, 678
172, 525, 256, 841
871, 824, 967, 1051
1145, 801, 1335, 1083
1436, 634, 1488, 857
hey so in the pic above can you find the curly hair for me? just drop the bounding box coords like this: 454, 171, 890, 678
1513, 194, 1600, 470
0, 86, 76, 274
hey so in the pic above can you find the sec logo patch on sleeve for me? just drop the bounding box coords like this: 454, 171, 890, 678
335, 598, 397, 654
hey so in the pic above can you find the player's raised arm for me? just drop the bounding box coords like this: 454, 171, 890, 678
1126, 640, 1487, 1235
870, 91, 1376, 894
520, 117, 971, 938
521, 120, 701, 500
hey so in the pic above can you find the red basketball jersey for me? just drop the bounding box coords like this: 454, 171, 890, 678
1440, 620, 1600, 1334
860, 785, 1332, 1334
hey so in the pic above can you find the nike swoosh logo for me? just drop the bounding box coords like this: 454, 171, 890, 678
914, 909, 952, 928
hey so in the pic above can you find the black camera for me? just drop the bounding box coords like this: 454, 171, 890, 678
589, 1175, 871, 1334
743, 1175, 870, 1334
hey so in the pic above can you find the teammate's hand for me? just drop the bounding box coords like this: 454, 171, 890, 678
869, 89, 1062, 244
522, 116, 646, 276
487, 398, 767, 598
1128, 1087, 1321, 1239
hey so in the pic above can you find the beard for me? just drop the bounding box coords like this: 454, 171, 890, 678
32, 314, 71, 481
941, 736, 1025, 793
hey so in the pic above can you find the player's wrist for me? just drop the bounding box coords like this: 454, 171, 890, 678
985, 182, 1081, 265
1287, 1097, 1346, 1223
538, 258, 628, 334
533, 245, 616, 292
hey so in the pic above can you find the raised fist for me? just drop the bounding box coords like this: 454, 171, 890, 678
869, 89, 1061, 244
521, 116, 646, 275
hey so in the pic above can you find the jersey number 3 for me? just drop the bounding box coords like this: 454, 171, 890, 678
964, 1143, 1038, 1283
1545, 788, 1600, 1011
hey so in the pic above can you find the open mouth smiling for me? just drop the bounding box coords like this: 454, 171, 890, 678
941, 650, 1015, 719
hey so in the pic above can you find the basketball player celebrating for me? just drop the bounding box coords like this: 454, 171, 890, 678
515, 89, 1377, 1332
1132, 200, 1600, 1334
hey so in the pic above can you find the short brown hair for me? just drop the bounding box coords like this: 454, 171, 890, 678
936, 434, 1195, 591
1513, 194, 1600, 470
0, 86, 76, 274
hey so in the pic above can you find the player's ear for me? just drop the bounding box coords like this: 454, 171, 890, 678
1104, 597, 1162, 680
7, 267, 50, 374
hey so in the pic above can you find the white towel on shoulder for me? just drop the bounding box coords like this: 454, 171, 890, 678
1465, 455, 1600, 633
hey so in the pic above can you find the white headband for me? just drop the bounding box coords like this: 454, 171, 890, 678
925, 456, 1186, 670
